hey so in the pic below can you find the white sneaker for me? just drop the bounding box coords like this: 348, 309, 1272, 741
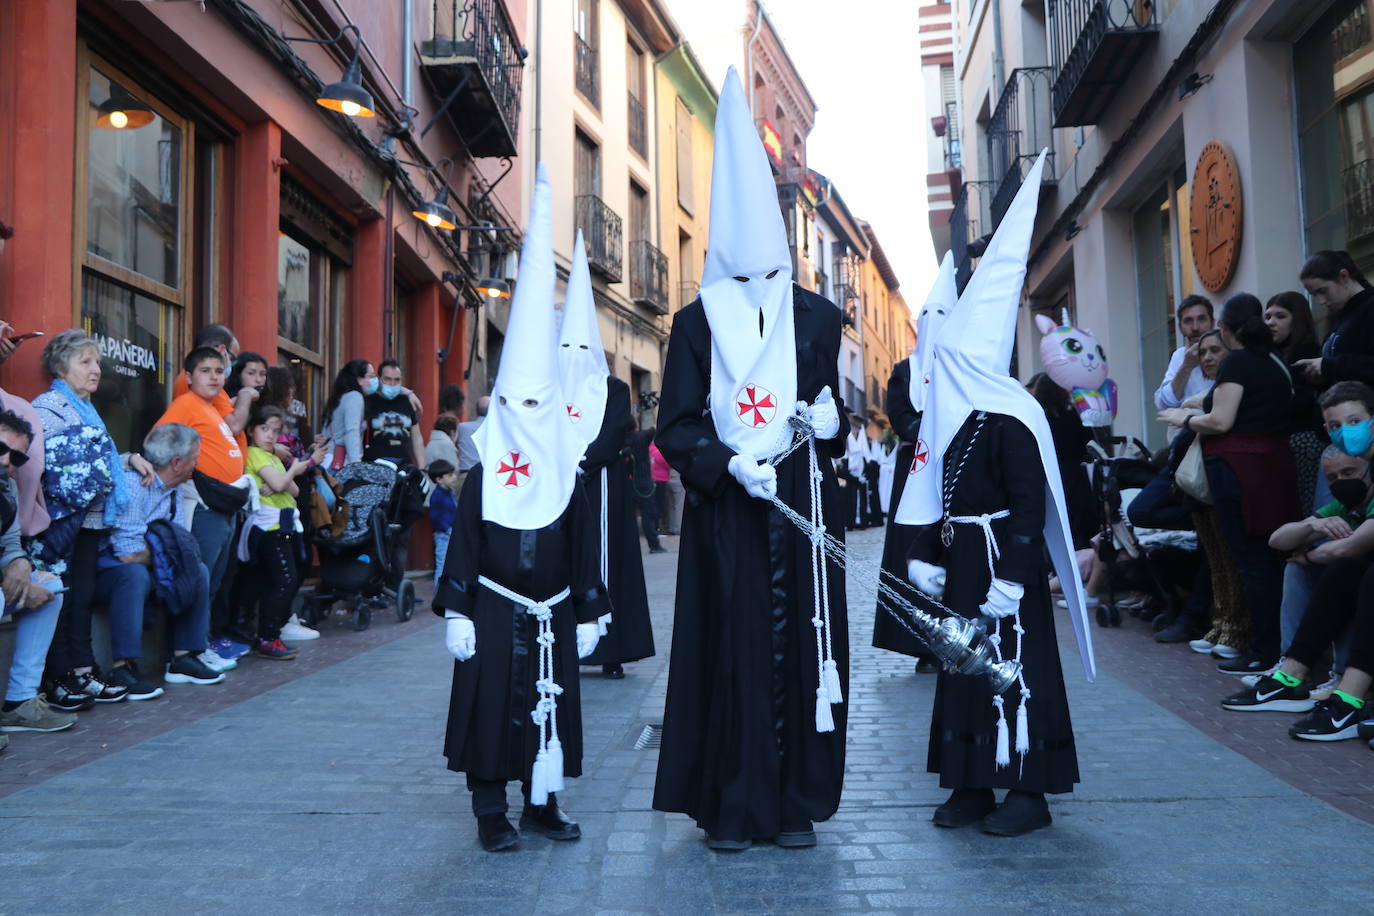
1056, 596, 1101, 610
1210, 644, 1242, 660
198, 649, 237, 673
1309, 671, 1341, 701
1189, 638, 1215, 654
280, 617, 320, 642
1241, 659, 1282, 688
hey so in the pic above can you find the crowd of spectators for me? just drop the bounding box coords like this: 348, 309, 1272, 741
0, 321, 470, 753
1050, 250, 1374, 751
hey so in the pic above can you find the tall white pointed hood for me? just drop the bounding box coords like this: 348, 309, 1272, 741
700, 66, 798, 459
558, 229, 609, 447
474, 163, 582, 530
908, 250, 958, 414
895, 151, 1095, 681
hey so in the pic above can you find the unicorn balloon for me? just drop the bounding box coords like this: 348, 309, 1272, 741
1035, 310, 1117, 428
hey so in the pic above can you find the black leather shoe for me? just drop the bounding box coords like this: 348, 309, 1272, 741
914, 659, 939, 674
982, 790, 1052, 837
477, 813, 520, 852
603, 664, 625, 679
519, 798, 581, 841
775, 819, 816, 848
932, 788, 995, 828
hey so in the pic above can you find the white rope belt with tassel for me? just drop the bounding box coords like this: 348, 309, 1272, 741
476, 575, 572, 805
943, 511, 1032, 770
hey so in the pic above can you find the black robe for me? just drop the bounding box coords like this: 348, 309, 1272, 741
872, 359, 937, 661
910, 412, 1079, 795
579, 377, 656, 666
652, 286, 850, 841
433, 470, 610, 782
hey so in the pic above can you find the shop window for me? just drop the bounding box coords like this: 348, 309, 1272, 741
1134, 185, 1179, 451
277, 230, 345, 426
77, 53, 191, 449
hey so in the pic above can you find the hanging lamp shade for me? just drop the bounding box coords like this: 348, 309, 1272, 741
317, 55, 375, 117
96, 89, 155, 130
412, 189, 457, 231
475, 278, 511, 298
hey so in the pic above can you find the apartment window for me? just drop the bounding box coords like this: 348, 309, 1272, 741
629, 182, 650, 242
575, 130, 601, 198
627, 42, 648, 158
674, 98, 695, 214
574, 0, 599, 105
79, 56, 190, 449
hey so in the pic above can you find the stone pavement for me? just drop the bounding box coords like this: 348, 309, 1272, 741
2, 528, 1372, 914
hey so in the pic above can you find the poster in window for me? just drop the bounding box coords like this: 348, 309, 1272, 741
80, 271, 175, 452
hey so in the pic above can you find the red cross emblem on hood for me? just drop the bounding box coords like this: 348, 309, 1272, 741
566, 403, 582, 423
496, 451, 532, 488
910, 439, 930, 475
735, 384, 777, 428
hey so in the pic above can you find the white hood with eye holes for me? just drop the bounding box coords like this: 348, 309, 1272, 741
474, 163, 582, 530
908, 250, 958, 415
558, 228, 609, 449
698, 66, 798, 460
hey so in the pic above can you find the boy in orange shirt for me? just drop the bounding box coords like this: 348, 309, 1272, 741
157, 347, 250, 657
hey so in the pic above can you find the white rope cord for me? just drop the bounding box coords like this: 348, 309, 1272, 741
477, 576, 572, 805
596, 466, 611, 637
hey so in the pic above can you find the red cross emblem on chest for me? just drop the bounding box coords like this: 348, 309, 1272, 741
910, 439, 930, 475
566, 403, 582, 423
735, 383, 777, 428
496, 451, 532, 488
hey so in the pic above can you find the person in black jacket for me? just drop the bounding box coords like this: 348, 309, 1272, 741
1296, 250, 1374, 389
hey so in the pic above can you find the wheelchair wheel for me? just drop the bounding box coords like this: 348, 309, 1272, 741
396, 579, 415, 622
351, 599, 372, 632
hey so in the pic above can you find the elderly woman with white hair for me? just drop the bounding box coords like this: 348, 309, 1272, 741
31, 329, 152, 710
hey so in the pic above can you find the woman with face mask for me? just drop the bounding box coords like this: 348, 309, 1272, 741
1159, 294, 1301, 676
321, 359, 376, 469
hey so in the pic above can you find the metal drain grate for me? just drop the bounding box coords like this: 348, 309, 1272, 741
633, 723, 663, 750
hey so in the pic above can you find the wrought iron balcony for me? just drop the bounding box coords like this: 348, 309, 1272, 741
1335, 1, 1372, 61
421, 0, 525, 158
1048, 0, 1158, 127
949, 180, 995, 292
629, 239, 668, 314
1346, 158, 1374, 241
842, 303, 857, 328
575, 34, 599, 106
575, 195, 622, 282
628, 92, 648, 158
987, 67, 1057, 228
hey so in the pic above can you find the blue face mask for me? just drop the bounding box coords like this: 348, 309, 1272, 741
1332, 419, 1374, 457
362, 377, 379, 396
380, 384, 403, 400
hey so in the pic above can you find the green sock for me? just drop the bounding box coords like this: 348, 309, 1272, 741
1271, 669, 1302, 688
1332, 689, 1366, 709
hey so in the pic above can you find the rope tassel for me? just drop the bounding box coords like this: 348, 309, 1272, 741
545, 736, 566, 794
530, 750, 550, 806
993, 696, 1010, 768
1015, 694, 1030, 756
823, 659, 843, 705
815, 686, 835, 732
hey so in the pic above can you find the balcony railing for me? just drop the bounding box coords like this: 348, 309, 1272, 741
629, 239, 668, 313
1346, 158, 1374, 241
422, 0, 525, 158
1335, 1, 1371, 61
575, 195, 622, 282
678, 280, 700, 310
575, 35, 599, 106
943, 100, 962, 170
987, 67, 1057, 228
1048, 0, 1158, 127
949, 180, 995, 292
628, 92, 648, 158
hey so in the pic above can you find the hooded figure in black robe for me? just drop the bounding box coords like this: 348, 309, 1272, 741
578, 376, 655, 671
651, 66, 848, 850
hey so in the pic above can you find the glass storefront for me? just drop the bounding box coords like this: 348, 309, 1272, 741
80, 271, 176, 451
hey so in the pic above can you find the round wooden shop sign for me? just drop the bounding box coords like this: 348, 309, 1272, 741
1190, 141, 1243, 293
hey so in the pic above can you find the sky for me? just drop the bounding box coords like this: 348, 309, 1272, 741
667, 0, 938, 315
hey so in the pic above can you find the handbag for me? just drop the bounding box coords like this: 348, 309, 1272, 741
1174, 434, 1212, 504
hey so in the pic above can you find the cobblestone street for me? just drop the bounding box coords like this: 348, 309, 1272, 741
2, 528, 1371, 914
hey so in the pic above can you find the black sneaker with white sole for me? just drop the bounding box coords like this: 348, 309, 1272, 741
106, 663, 164, 700
1221, 675, 1315, 713
46, 675, 95, 712
76, 668, 129, 704
164, 653, 226, 686
1359, 719, 1374, 742
1288, 696, 1368, 741
1217, 653, 1276, 676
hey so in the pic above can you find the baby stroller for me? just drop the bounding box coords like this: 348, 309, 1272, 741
1085, 436, 1169, 628
303, 459, 427, 631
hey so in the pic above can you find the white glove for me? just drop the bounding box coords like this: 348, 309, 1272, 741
728, 454, 778, 500
445, 616, 476, 661
807, 385, 840, 439
980, 578, 1024, 619
576, 622, 600, 659
907, 559, 947, 599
